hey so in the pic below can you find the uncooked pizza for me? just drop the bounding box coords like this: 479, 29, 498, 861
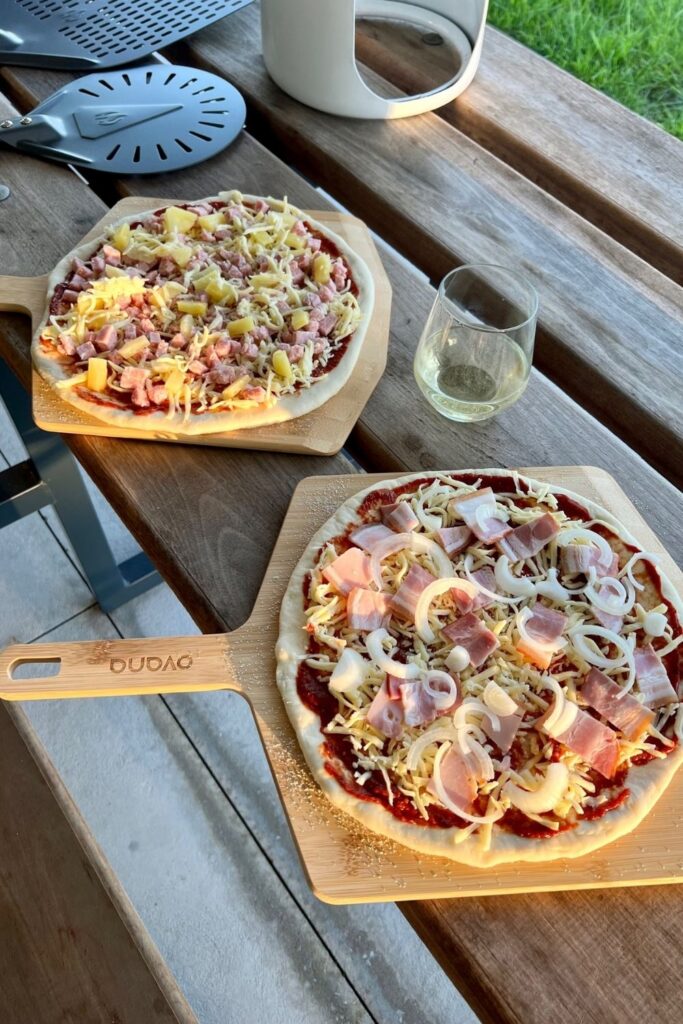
33, 192, 373, 434
276, 471, 682, 866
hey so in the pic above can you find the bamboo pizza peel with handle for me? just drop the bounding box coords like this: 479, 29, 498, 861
1, 468, 682, 904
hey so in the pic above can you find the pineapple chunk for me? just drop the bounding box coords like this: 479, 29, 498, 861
87, 357, 108, 393
104, 264, 126, 278
197, 212, 225, 231
206, 278, 237, 306
110, 222, 130, 253
165, 368, 186, 398
312, 253, 331, 284
290, 309, 309, 330
118, 336, 149, 359
250, 229, 271, 247
161, 281, 185, 301
250, 273, 280, 289
272, 350, 293, 380
176, 299, 207, 317
222, 376, 249, 400
163, 206, 197, 235
228, 316, 255, 338
179, 314, 195, 340
163, 243, 193, 268
191, 267, 220, 292
285, 232, 305, 251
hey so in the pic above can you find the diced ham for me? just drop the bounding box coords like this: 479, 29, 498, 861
170, 333, 187, 349
381, 501, 419, 532
208, 364, 237, 388
399, 679, 457, 727
427, 747, 476, 811
91, 256, 105, 275
561, 542, 618, 578
318, 313, 337, 336
346, 588, 391, 632
386, 675, 403, 699
243, 386, 266, 401
634, 645, 678, 707
62, 289, 80, 304
449, 488, 511, 543
76, 341, 96, 361
155, 339, 169, 356
214, 338, 231, 358
69, 274, 89, 290
436, 525, 472, 557
443, 612, 499, 668
139, 317, 155, 333
187, 360, 208, 376
318, 284, 336, 303
451, 568, 495, 614
58, 333, 76, 356
322, 548, 373, 596
366, 682, 404, 740
94, 325, 117, 351
391, 564, 436, 621
147, 383, 168, 405
543, 704, 619, 779
581, 668, 655, 741
102, 244, 121, 265
499, 513, 559, 561
349, 524, 395, 553
120, 366, 149, 390
591, 580, 624, 632
131, 384, 149, 408
290, 263, 305, 285
516, 602, 567, 669
124, 324, 137, 339
482, 710, 523, 754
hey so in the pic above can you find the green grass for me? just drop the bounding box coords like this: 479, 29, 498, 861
488, 0, 683, 140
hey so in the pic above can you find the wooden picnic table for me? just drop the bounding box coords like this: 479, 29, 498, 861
1, 5, 682, 1022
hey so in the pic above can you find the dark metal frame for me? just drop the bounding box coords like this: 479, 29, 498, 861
0, 359, 160, 611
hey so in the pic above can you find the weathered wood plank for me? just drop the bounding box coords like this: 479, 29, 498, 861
0, 702, 197, 1024
161, 3, 683, 487
355, 19, 683, 283
2, 75, 683, 1024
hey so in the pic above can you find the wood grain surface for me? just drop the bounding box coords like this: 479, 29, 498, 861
156, 3, 683, 486
355, 18, 683, 283
2, 468, 682, 910
0, 702, 197, 1024
2, 43, 683, 1024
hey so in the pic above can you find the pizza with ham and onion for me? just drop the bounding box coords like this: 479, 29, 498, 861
33, 192, 373, 435
276, 471, 683, 866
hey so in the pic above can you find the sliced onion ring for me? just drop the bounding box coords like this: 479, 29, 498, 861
555, 527, 614, 567
431, 743, 504, 824
620, 551, 660, 592
370, 532, 453, 590
463, 555, 524, 605
517, 607, 567, 656
540, 677, 578, 737
329, 648, 367, 694
424, 670, 458, 709
584, 571, 635, 616
535, 567, 571, 602
365, 628, 422, 680
405, 726, 457, 771
415, 577, 479, 643
483, 681, 517, 717
494, 555, 536, 597
504, 762, 569, 815
568, 625, 636, 694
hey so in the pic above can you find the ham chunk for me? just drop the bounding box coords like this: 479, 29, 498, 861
482, 710, 523, 754
450, 488, 511, 544
436, 525, 472, 556
322, 548, 373, 596
562, 542, 618, 578
390, 564, 435, 621
76, 341, 97, 361
591, 581, 624, 632
500, 513, 559, 562
399, 678, 457, 727
349, 524, 395, 554
94, 325, 117, 351
443, 612, 499, 668
346, 588, 391, 632
516, 602, 567, 669
427, 747, 476, 811
634, 645, 678, 707
120, 366, 149, 390
581, 668, 654, 741
542, 704, 619, 779
381, 501, 419, 533
366, 682, 404, 740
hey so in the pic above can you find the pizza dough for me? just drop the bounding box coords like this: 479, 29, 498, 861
276, 471, 683, 867
32, 193, 374, 435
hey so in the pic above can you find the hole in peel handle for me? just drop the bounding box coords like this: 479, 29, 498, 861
0, 635, 239, 701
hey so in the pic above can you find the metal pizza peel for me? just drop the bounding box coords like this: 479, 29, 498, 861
0, 64, 246, 173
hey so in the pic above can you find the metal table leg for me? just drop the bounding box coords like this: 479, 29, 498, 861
0, 360, 161, 612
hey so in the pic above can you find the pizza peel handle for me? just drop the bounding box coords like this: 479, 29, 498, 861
0, 274, 47, 319
0, 633, 246, 700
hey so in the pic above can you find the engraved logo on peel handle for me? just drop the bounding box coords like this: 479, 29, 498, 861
109, 655, 193, 674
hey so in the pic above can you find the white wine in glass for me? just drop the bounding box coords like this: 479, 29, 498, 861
414, 265, 538, 423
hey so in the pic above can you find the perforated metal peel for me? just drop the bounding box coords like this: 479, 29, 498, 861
0, 64, 246, 174
0, 0, 254, 70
